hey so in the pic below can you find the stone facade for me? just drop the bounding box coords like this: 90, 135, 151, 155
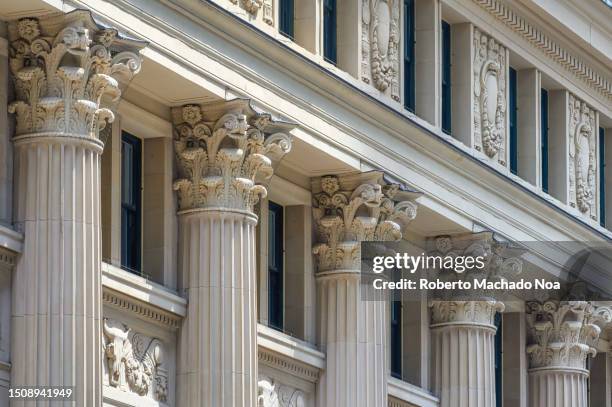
0, 1, 610, 407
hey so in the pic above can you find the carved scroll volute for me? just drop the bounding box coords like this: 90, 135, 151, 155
8, 11, 145, 144
312, 172, 419, 272
172, 100, 293, 213
568, 94, 597, 219
361, 0, 400, 101
473, 27, 507, 165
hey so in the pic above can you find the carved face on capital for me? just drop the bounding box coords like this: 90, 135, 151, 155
17, 18, 40, 42
352, 183, 384, 208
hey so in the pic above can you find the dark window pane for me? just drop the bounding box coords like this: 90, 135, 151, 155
268, 201, 284, 330
541, 89, 549, 193
509, 67, 518, 175
279, 0, 294, 39
121, 132, 142, 274
323, 0, 337, 64
404, 0, 415, 112
441, 20, 451, 134
390, 300, 402, 378
494, 313, 503, 407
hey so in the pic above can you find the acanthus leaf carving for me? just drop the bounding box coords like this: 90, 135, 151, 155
103, 318, 168, 402
429, 300, 504, 327
312, 172, 418, 272
473, 27, 507, 164
8, 11, 144, 142
361, 0, 400, 101
526, 301, 612, 371
568, 94, 597, 219
172, 100, 293, 213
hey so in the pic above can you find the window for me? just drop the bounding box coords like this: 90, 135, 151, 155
494, 313, 503, 407
403, 0, 415, 112
541, 89, 549, 193
121, 132, 142, 273
441, 20, 451, 134
323, 0, 337, 64
600, 128, 606, 227
279, 0, 294, 39
509, 67, 518, 174
268, 201, 284, 330
390, 299, 402, 378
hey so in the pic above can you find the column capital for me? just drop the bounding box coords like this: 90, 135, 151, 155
430, 299, 504, 327
172, 100, 293, 213
526, 301, 612, 371
8, 10, 145, 144
311, 171, 419, 273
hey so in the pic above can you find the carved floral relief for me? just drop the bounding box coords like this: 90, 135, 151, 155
568, 94, 597, 218
473, 28, 507, 164
361, 0, 400, 101
103, 319, 168, 402
258, 376, 306, 407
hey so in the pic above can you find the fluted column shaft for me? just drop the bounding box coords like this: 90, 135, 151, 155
11, 139, 103, 406
529, 369, 588, 407
430, 300, 503, 407
7, 11, 143, 407
316, 271, 387, 407
176, 210, 258, 406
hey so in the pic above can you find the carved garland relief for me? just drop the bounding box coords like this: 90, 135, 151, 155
103, 319, 169, 402
473, 27, 507, 164
258, 376, 306, 407
568, 94, 597, 219
229, 0, 273, 25
361, 0, 400, 101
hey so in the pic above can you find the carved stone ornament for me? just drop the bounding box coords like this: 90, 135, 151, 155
172, 100, 293, 213
8, 11, 144, 142
473, 27, 507, 163
568, 94, 597, 218
103, 319, 168, 402
526, 301, 612, 371
258, 376, 306, 407
429, 232, 523, 281
430, 300, 504, 327
361, 0, 400, 101
262, 0, 274, 25
312, 171, 419, 272
242, 0, 264, 14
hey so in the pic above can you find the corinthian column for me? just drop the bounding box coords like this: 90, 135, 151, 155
526, 301, 612, 407
8, 11, 142, 406
428, 233, 523, 407
172, 100, 292, 407
312, 172, 418, 407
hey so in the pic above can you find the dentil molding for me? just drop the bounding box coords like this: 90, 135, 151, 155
311, 171, 419, 273
7, 10, 144, 143
172, 99, 293, 213
472, 0, 612, 101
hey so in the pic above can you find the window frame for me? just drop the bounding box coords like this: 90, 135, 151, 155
279, 0, 294, 39
541, 88, 549, 193
323, 0, 337, 65
441, 20, 451, 134
267, 200, 285, 331
403, 0, 415, 112
390, 299, 403, 379
600, 127, 606, 227
120, 131, 143, 274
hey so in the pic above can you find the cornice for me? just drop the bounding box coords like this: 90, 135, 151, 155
472, 0, 612, 101
102, 288, 183, 329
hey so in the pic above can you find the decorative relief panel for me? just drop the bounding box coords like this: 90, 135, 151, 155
473, 27, 507, 164
103, 319, 168, 403
258, 376, 306, 407
229, 0, 273, 24
361, 0, 400, 101
568, 94, 597, 219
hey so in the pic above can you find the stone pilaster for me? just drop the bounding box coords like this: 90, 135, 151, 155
8, 11, 143, 406
526, 301, 612, 407
312, 172, 418, 407
172, 100, 292, 407
428, 233, 522, 407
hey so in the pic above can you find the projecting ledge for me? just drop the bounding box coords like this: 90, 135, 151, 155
388, 377, 439, 407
